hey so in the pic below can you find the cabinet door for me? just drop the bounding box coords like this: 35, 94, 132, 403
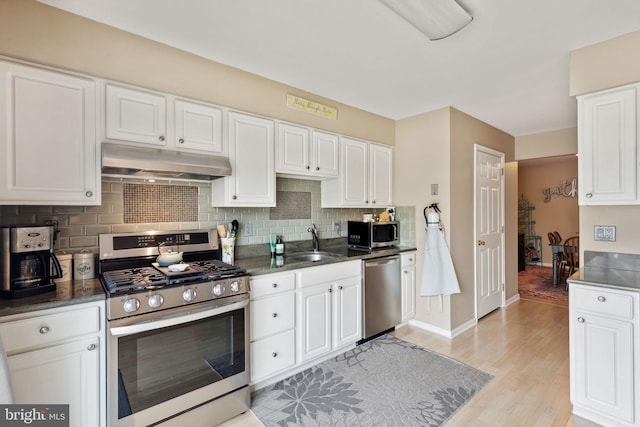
298, 285, 332, 363
105, 83, 167, 146
369, 143, 393, 207
572, 311, 634, 423
0, 61, 99, 205
401, 265, 416, 322
174, 99, 222, 153
578, 87, 637, 204
9, 336, 101, 427
333, 277, 362, 348
277, 123, 310, 174
341, 137, 368, 206
312, 131, 339, 177
212, 112, 275, 206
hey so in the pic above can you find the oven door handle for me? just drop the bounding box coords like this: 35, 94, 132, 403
109, 298, 249, 337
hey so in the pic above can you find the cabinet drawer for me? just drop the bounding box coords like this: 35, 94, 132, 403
251, 272, 295, 299
401, 252, 416, 267
0, 306, 101, 353
250, 329, 295, 382
251, 293, 295, 341
572, 286, 636, 320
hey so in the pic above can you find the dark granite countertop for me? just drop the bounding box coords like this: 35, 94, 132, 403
567, 268, 640, 292
235, 245, 417, 276
0, 279, 105, 318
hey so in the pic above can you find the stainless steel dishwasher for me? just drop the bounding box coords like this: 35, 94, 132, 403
360, 254, 402, 343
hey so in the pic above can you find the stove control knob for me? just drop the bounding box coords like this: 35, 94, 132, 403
148, 294, 164, 308
182, 288, 197, 302
213, 283, 225, 297
230, 281, 240, 293
123, 298, 140, 313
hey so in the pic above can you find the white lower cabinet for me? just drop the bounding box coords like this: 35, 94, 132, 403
401, 251, 416, 323
0, 301, 106, 427
250, 261, 362, 387
570, 284, 639, 426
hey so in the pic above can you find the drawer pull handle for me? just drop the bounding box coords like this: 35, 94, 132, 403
87, 344, 96, 351
272, 283, 278, 288
272, 352, 278, 358
577, 317, 585, 323
272, 313, 278, 318
597, 296, 606, 302
585, 192, 593, 198
39, 326, 50, 334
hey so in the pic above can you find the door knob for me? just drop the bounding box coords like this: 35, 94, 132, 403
477, 240, 486, 246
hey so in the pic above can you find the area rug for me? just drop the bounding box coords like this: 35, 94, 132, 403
518, 265, 568, 307
251, 334, 493, 426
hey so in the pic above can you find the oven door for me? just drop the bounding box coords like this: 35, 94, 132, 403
107, 294, 250, 427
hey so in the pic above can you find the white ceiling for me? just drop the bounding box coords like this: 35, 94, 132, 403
39, 0, 640, 136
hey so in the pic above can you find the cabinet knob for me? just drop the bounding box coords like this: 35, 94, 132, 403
597, 296, 606, 302
404, 270, 408, 274
272, 312, 278, 318
272, 283, 278, 288
85, 190, 93, 198
585, 193, 593, 198
272, 352, 278, 358
87, 343, 96, 351
577, 317, 585, 323
178, 138, 185, 144
306, 165, 310, 170
339, 285, 343, 290
232, 195, 237, 200
372, 200, 376, 204
328, 288, 333, 293
315, 167, 320, 171
159, 135, 165, 142
365, 200, 369, 204
39, 326, 50, 334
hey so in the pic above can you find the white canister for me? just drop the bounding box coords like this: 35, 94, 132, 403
55, 251, 73, 282
73, 250, 95, 280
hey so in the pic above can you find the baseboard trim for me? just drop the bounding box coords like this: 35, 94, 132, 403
505, 293, 520, 306
407, 317, 477, 339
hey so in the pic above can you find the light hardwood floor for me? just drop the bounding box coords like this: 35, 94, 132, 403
222, 298, 573, 427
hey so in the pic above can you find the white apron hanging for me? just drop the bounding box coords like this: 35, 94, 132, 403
420, 205, 461, 297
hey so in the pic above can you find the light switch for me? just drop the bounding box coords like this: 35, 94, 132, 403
431, 184, 438, 196
594, 225, 616, 242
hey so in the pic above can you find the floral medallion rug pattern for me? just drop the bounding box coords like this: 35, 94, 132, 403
251, 335, 493, 426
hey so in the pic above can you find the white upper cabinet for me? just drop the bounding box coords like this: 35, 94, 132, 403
211, 111, 275, 206
276, 123, 339, 178
0, 59, 100, 205
105, 83, 167, 146
173, 98, 223, 153
578, 85, 639, 205
321, 137, 393, 208
104, 83, 223, 154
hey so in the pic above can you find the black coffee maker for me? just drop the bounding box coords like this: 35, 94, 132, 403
0, 225, 62, 298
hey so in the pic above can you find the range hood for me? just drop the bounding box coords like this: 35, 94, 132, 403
102, 143, 232, 181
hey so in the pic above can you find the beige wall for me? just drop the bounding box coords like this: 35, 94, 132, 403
449, 108, 515, 329
394, 108, 452, 330
0, 0, 394, 144
569, 30, 640, 258
570, 30, 640, 97
518, 157, 580, 263
515, 128, 577, 160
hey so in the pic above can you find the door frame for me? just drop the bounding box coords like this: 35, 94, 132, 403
473, 144, 506, 319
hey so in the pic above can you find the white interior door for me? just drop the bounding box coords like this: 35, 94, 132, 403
475, 145, 505, 319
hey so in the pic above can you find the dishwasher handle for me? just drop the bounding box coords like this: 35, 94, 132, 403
365, 255, 400, 267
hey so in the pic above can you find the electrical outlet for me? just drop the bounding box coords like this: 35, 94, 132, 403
594, 225, 616, 242
332, 221, 341, 232
244, 223, 253, 236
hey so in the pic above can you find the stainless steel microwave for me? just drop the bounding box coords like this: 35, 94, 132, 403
347, 221, 399, 249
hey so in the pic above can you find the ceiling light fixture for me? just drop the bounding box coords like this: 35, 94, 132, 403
378, 0, 473, 41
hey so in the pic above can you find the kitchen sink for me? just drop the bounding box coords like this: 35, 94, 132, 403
287, 251, 343, 262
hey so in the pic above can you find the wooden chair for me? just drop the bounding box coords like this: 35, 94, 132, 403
562, 236, 579, 277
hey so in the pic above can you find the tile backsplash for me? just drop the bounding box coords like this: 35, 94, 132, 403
0, 177, 415, 256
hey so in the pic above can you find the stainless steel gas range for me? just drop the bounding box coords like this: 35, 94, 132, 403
98, 229, 250, 427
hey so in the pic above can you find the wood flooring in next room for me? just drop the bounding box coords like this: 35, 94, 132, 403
224, 298, 580, 427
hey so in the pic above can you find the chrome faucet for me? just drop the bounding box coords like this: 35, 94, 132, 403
308, 224, 319, 252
